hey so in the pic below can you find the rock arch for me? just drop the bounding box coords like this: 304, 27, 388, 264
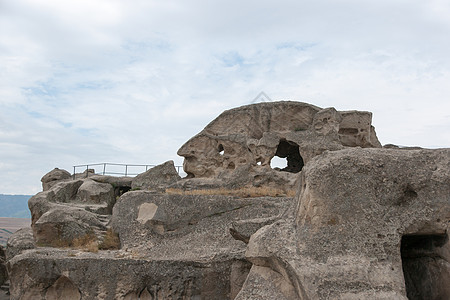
271, 139, 304, 173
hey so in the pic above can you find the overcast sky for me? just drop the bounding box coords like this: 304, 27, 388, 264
1, 0, 449, 195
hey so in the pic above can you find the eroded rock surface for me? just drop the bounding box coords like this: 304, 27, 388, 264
240, 148, 450, 299
41, 168, 71, 191
9, 191, 292, 299
177, 101, 381, 191
6, 101, 449, 300
131, 160, 181, 191
5, 227, 35, 260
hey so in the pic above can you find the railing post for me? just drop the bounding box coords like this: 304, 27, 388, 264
73, 166, 76, 179
125, 165, 128, 176
86, 165, 89, 178
103, 163, 106, 175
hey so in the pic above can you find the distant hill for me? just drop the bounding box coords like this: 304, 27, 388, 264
0, 194, 32, 218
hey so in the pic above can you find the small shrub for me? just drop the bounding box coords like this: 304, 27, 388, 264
98, 228, 120, 250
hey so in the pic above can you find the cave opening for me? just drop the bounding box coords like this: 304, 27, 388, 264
218, 144, 224, 156
270, 140, 304, 173
401, 233, 450, 300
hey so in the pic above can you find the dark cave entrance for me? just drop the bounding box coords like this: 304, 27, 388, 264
401, 233, 450, 300
270, 140, 304, 173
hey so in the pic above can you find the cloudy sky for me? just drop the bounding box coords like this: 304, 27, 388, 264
1, 0, 449, 195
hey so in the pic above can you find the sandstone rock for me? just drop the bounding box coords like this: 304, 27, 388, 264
235, 265, 297, 300
230, 260, 252, 299
47, 180, 84, 204
45, 275, 81, 300
177, 101, 381, 191
41, 168, 71, 191
5, 227, 35, 260
33, 207, 105, 246
111, 191, 292, 250
8, 249, 244, 299
28, 191, 55, 225
8, 101, 449, 300
131, 160, 181, 191
73, 168, 95, 179
89, 175, 133, 197
230, 217, 280, 244
75, 179, 115, 210
243, 148, 450, 299
29, 174, 118, 246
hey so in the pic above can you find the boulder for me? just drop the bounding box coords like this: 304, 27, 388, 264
41, 168, 72, 191
131, 161, 181, 191
5, 227, 35, 260
33, 207, 105, 246
29, 175, 118, 246
75, 179, 115, 208
47, 180, 84, 204
111, 190, 292, 250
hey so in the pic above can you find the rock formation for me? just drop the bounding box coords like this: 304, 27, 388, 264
41, 168, 72, 191
4, 101, 449, 299
131, 161, 181, 191
240, 148, 450, 299
176, 101, 381, 193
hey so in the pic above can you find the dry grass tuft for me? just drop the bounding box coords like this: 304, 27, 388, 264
73, 233, 98, 253
45, 238, 72, 248
39, 232, 99, 252
40, 230, 120, 252
166, 186, 296, 198
98, 228, 120, 250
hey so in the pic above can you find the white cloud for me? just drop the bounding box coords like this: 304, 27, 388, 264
0, 0, 449, 194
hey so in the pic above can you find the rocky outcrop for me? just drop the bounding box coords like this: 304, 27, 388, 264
41, 168, 72, 191
131, 161, 181, 191
8, 249, 241, 299
111, 191, 291, 250
8, 191, 292, 299
33, 207, 106, 246
177, 101, 381, 191
240, 148, 450, 299
5, 227, 35, 260
6, 101, 449, 300
29, 171, 128, 247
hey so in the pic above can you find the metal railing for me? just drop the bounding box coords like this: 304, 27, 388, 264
72, 163, 183, 179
